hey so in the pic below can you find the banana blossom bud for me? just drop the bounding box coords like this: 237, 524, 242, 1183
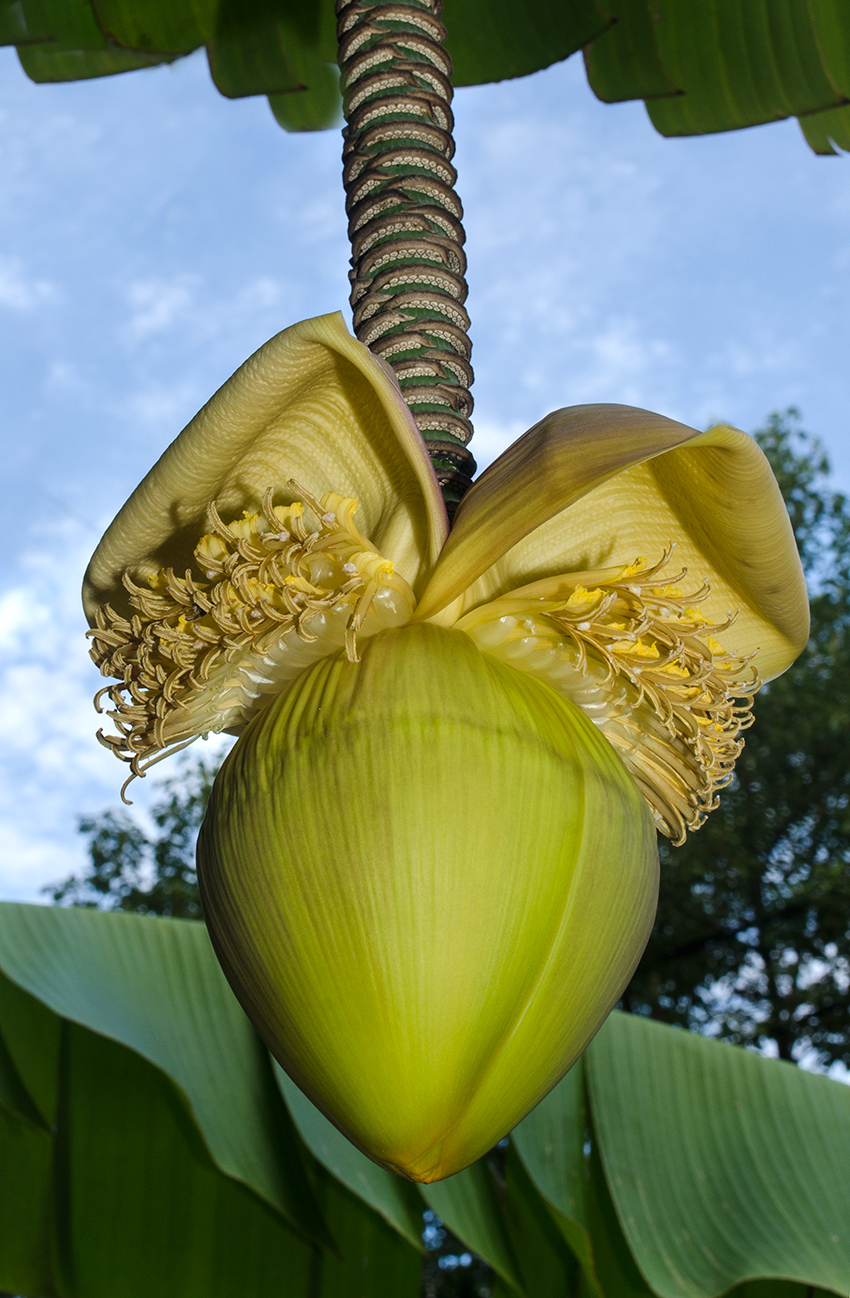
83, 314, 808, 1181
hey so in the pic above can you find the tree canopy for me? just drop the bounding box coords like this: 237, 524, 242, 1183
626, 410, 850, 1071
49, 756, 219, 920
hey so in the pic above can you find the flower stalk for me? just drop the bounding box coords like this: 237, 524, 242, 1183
336, 0, 476, 511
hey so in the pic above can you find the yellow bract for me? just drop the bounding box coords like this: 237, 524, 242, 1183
198, 623, 658, 1182
84, 312, 809, 1181
83, 312, 446, 626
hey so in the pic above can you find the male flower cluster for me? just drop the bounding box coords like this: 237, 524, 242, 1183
84, 314, 807, 1181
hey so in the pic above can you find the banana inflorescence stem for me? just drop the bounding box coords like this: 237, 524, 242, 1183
335, 0, 476, 513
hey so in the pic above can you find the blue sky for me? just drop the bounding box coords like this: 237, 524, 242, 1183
1, 45, 849, 901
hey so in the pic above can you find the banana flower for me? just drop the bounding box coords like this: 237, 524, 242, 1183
84, 313, 808, 1182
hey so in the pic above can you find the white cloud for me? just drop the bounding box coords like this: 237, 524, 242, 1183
0, 257, 54, 311
121, 376, 204, 430
235, 275, 283, 313
121, 272, 288, 357
124, 275, 198, 341
0, 538, 116, 891
0, 528, 113, 897
0, 586, 33, 646
468, 418, 526, 473
0, 517, 234, 902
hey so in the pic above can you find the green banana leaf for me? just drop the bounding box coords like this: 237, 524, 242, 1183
0, 901, 849, 1298
586, 1011, 850, 1297
3, 0, 849, 151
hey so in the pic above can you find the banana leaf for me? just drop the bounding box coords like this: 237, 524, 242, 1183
0, 902, 849, 1297
2, 0, 849, 151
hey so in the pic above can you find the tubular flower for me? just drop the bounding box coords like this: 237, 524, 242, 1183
83, 313, 809, 1183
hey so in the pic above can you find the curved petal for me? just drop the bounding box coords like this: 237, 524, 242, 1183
416, 405, 699, 621
417, 405, 808, 680
83, 312, 446, 622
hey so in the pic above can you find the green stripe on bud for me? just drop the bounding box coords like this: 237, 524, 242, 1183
197, 623, 658, 1182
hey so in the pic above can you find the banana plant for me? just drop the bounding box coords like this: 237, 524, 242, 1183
2, 1, 850, 1295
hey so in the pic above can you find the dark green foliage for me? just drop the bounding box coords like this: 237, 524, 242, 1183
4, 902, 849, 1297
626, 411, 850, 1068
5, 0, 850, 149
47, 755, 222, 918
421, 1210, 494, 1298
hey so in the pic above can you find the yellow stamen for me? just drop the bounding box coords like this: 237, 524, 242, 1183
458, 548, 760, 845
88, 481, 415, 800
